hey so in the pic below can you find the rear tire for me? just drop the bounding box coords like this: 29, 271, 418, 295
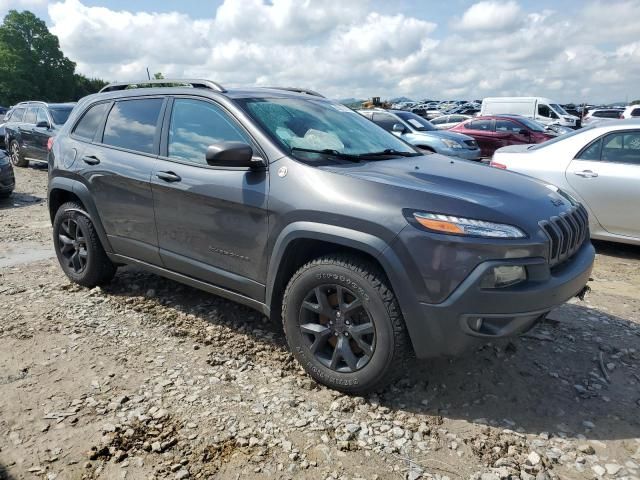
9, 140, 28, 167
53, 201, 116, 287
282, 255, 410, 395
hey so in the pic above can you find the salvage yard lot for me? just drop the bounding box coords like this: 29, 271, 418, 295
1, 166, 639, 480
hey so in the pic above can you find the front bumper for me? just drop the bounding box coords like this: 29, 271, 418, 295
444, 147, 482, 161
409, 242, 594, 358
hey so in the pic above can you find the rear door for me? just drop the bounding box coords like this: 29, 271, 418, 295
566, 130, 640, 238
151, 96, 269, 299
77, 97, 165, 264
460, 119, 495, 156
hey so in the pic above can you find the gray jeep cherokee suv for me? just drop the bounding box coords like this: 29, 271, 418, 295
48, 79, 594, 394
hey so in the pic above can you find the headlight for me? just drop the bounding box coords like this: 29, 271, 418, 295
441, 138, 463, 149
413, 212, 526, 238
480, 265, 527, 288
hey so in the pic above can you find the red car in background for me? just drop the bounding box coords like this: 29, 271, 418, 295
450, 114, 554, 157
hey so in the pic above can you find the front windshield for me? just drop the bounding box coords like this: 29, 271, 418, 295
528, 125, 594, 150
550, 104, 569, 116
235, 97, 418, 161
50, 107, 73, 125
395, 111, 437, 131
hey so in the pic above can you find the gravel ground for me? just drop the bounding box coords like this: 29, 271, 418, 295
1, 165, 639, 480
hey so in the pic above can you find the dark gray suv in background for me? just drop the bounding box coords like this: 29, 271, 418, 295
48, 79, 594, 394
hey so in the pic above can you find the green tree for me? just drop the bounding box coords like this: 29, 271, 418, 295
0, 10, 107, 106
630, 99, 640, 105
153, 72, 164, 79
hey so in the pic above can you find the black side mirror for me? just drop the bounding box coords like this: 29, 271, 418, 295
205, 142, 263, 168
519, 128, 530, 136
36, 120, 50, 129
392, 123, 406, 133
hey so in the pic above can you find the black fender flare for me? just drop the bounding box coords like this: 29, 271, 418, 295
265, 222, 422, 352
48, 177, 113, 253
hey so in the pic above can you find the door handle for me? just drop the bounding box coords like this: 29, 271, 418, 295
82, 155, 100, 165
574, 170, 598, 178
156, 171, 181, 182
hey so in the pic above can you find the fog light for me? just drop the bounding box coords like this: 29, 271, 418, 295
480, 265, 526, 289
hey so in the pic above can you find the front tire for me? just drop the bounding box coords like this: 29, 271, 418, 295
282, 255, 410, 394
9, 140, 28, 167
53, 201, 116, 287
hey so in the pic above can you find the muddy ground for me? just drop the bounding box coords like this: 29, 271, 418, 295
1, 165, 639, 480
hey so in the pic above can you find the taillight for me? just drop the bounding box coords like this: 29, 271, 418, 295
490, 161, 507, 169
47, 137, 54, 151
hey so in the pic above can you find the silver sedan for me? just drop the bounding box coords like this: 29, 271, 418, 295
491, 119, 640, 246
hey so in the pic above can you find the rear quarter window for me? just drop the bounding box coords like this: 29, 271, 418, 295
73, 103, 110, 141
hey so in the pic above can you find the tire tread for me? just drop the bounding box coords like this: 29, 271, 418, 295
282, 254, 410, 394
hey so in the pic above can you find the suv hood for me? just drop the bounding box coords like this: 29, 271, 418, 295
320, 153, 572, 230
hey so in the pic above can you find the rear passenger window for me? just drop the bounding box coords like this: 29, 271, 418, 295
168, 99, 251, 165
466, 119, 492, 131
73, 103, 110, 141
24, 107, 37, 124
103, 99, 163, 154
10, 108, 25, 122
601, 132, 640, 165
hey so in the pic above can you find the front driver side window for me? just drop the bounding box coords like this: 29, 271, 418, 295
538, 104, 550, 117
168, 99, 251, 165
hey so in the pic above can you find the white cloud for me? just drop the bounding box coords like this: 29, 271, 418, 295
455, 0, 522, 31
47, 0, 640, 103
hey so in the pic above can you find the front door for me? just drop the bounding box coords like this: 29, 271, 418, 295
566, 130, 640, 239
31, 107, 51, 161
151, 97, 269, 300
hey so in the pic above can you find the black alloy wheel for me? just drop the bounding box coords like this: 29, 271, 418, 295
298, 284, 376, 373
57, 217, 88, 274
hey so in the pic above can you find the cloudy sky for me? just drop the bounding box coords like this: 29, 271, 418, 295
1, 0, 639, 103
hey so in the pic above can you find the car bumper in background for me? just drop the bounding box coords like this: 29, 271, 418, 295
443, 147, 482, 161
0, 161, 15, 194
410, 241, 595, 358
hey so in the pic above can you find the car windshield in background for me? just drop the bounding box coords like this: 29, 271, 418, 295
236, 97, 418, 162
50, 107, 73, 125
550, 104, 569, 116
395, 111, 437, 131
528, 125, 594, 150
514, 117, 546, 132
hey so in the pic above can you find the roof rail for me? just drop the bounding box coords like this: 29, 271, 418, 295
264, 87, 325, 98
99, 79, 226, 94
16, 100, 47, 106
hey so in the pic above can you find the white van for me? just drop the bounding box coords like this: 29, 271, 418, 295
481, 97, 580, 128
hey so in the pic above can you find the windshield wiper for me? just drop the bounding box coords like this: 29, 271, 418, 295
357, 149, 421, 158
290, 147, 361, 161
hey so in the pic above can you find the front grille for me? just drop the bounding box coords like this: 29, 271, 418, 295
464, 139, 477, 148
539, 204, 589, 267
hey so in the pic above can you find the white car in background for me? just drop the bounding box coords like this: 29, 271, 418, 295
430, 114, 472, 129
622, 105, 640, 119
491, 119, 640, 246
